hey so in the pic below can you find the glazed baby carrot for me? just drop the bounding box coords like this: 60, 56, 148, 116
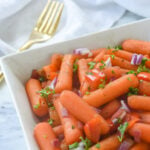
54, 99, 83, 145
50, 54, 63, 70
122, 39, 150, 55
60, 90, 109, 134
106, 49, 133, 61
53, 125, 64, 137
34, 122, 61, 150
111, 55, 138, 70
100, 99, 121, 119
139, 80, 150, 96
43, 64, 58, 80
130, 143, 150, 150
55, 54, 74, 93
49, 107, 61, 127
84, 116, 101, 143
103, 66, 129, 81
78, 59, 88, 85
93, 49, 106, 62
83, 74, 139, 107
138, 112, 150, 124
129, 123, 150, 143
91, 48, 106, 57
89, 134, 121, 150
26, 79, 48, 117
128, 95, 150, 111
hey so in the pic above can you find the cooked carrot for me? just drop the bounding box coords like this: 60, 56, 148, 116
53, 125, 64, 137
111, 55, 138, 70
129, 123, 150, 143
106, 49, 133, 61
128, 95, 150, 111
43, 64, 58, 80
100, 99, 121, 119
122, 39, 150, 55
94, 49, 106, 62
138, 112, 150, 124
139, 80, 150, 96
54, 99, 82, 145
78, 59, 88, 85
49, 107, 61, 127
103, 66, 129, 81
83, 74, 139, 107
91, 48, 106, 57
55, 54, 74, 93
84, 116, 101, 143
34, 122, 60, 150
89, 134, 121, 150
26, 79, 48, 117
126, 113, 140, 129
50, 54, 63, 70
130, 142, 150, 150
60, 90, 109, 134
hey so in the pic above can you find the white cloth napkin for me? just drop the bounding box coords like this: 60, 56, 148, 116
0, 0, 125, 55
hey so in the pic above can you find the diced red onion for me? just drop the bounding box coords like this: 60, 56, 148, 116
51, 138, 60, 147
136, 54, 143, 65
110, 77, 116, 81
133, 129, 141, 143
131, 54, 143, 65
73, 48, 93, 57
120, 100, 130, 112
86, 74, 97, 81
58, 134, 64, 141
105, 57, 112, 68
118, 138, 134, 150
49, 77, 57, 90
93, 107, 101, 113
31, 69, 39, 79
73, 89, 82, 97
77, 121, 83, 130
61, 107, 69, 117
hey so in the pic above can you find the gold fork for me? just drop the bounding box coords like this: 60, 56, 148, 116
0, 0, 64, 82
20, 0, 64, 51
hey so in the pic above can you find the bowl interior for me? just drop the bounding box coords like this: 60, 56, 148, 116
1, 19, 150, 150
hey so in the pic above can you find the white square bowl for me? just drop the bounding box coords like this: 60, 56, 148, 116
1, 18, 150, 150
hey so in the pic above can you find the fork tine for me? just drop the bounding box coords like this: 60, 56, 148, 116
48, 3, 64, 35
43, 1, 60, 33
38, 1, 56, 32
35, 0, 52, 30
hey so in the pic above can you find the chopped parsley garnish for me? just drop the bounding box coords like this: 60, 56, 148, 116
69, 142, 79, 149
33, 103, 40, 109
99, 60, 106, 70
126, 70, 137, 75
38, 87, 55, 98
88, 86, 91, 91
95, 143, 100, 148
43, 135, 47, 139
86, 72, 93, 75
141, 57, 148, 66
107, 45, 122, 52
110, 54, 115, 59
72, 125, 75, 129
73, 59, 78, 73
128, 87, 139, 96
112, 70, 115, 74
50, 106, 55, 110
80, 137, 92, 150
98, 79, 106, 89
137, 64, 150, 74
88, 61, 96, 69
127, 77, 132, 81
117, 122, 128, 142
39, 76, 46, 82
48, 119, 54, 125
85, 91, 90, 95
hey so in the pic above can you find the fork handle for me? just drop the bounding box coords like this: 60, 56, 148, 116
19, 40, 34, 51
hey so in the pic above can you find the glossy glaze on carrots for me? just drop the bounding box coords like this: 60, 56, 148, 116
26, 39, 150, 150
